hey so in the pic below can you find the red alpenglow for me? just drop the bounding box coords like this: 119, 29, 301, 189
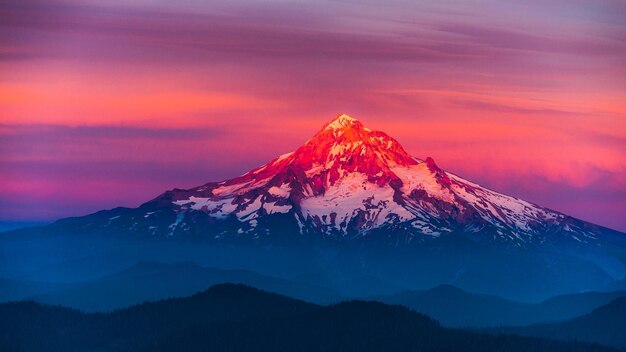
0, 0, 624, 232
154, 114, 604, 244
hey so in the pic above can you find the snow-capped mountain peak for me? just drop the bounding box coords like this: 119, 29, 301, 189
323, 113, 362, 132
295, 114, 418, 174
102, 114, 606, 246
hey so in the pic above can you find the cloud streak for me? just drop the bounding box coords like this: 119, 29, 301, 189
4, 0, 623, 66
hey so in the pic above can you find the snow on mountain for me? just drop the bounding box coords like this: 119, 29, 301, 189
136, 113, 602, 246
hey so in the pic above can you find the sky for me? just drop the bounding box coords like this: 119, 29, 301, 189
0, 0, 625, 232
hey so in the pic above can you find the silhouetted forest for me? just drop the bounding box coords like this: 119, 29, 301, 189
0, 284, 618, 352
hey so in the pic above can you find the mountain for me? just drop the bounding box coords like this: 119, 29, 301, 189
47, 114, 623, 246
373, 285, 626, 327
3, 113, 625, 301
27, 261, 341, 311
0, 284, 617, 352
494, 297, 626, 349
8, 260, 623, 325
20, 261, 625, 326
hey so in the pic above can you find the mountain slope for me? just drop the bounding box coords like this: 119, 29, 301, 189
28, 261, 341, 311
373, 285, 626, 327
0, 284, 617, 352
9, 260, 623, 323
0, 284, 317, 352
495, 297, 626, 349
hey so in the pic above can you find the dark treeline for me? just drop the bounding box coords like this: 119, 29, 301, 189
0, 284, 617, 352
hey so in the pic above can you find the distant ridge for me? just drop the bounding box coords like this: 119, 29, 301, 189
0, 284, 616, 352
494, 297, 626, 349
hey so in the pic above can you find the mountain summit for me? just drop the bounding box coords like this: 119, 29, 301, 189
67, 114, 614, 246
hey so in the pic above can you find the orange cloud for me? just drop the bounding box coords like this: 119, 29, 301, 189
0, 82, 281, 126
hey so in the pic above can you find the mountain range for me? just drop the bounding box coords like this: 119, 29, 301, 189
493, 297, 626, 349
372, 284, 626, 327
22, 261, 341, 311
3, 261, 624, 329
0, 284, 619, 352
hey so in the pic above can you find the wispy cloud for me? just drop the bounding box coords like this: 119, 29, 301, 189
448, 99, 590, 117
0, 1, 472, 63
0, 124, 222, 139
434, 22, 624, 56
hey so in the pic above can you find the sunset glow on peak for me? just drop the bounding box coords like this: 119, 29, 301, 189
331, 113, 358, 124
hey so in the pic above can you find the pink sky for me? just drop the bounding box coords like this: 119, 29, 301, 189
1, 0, 625, 231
